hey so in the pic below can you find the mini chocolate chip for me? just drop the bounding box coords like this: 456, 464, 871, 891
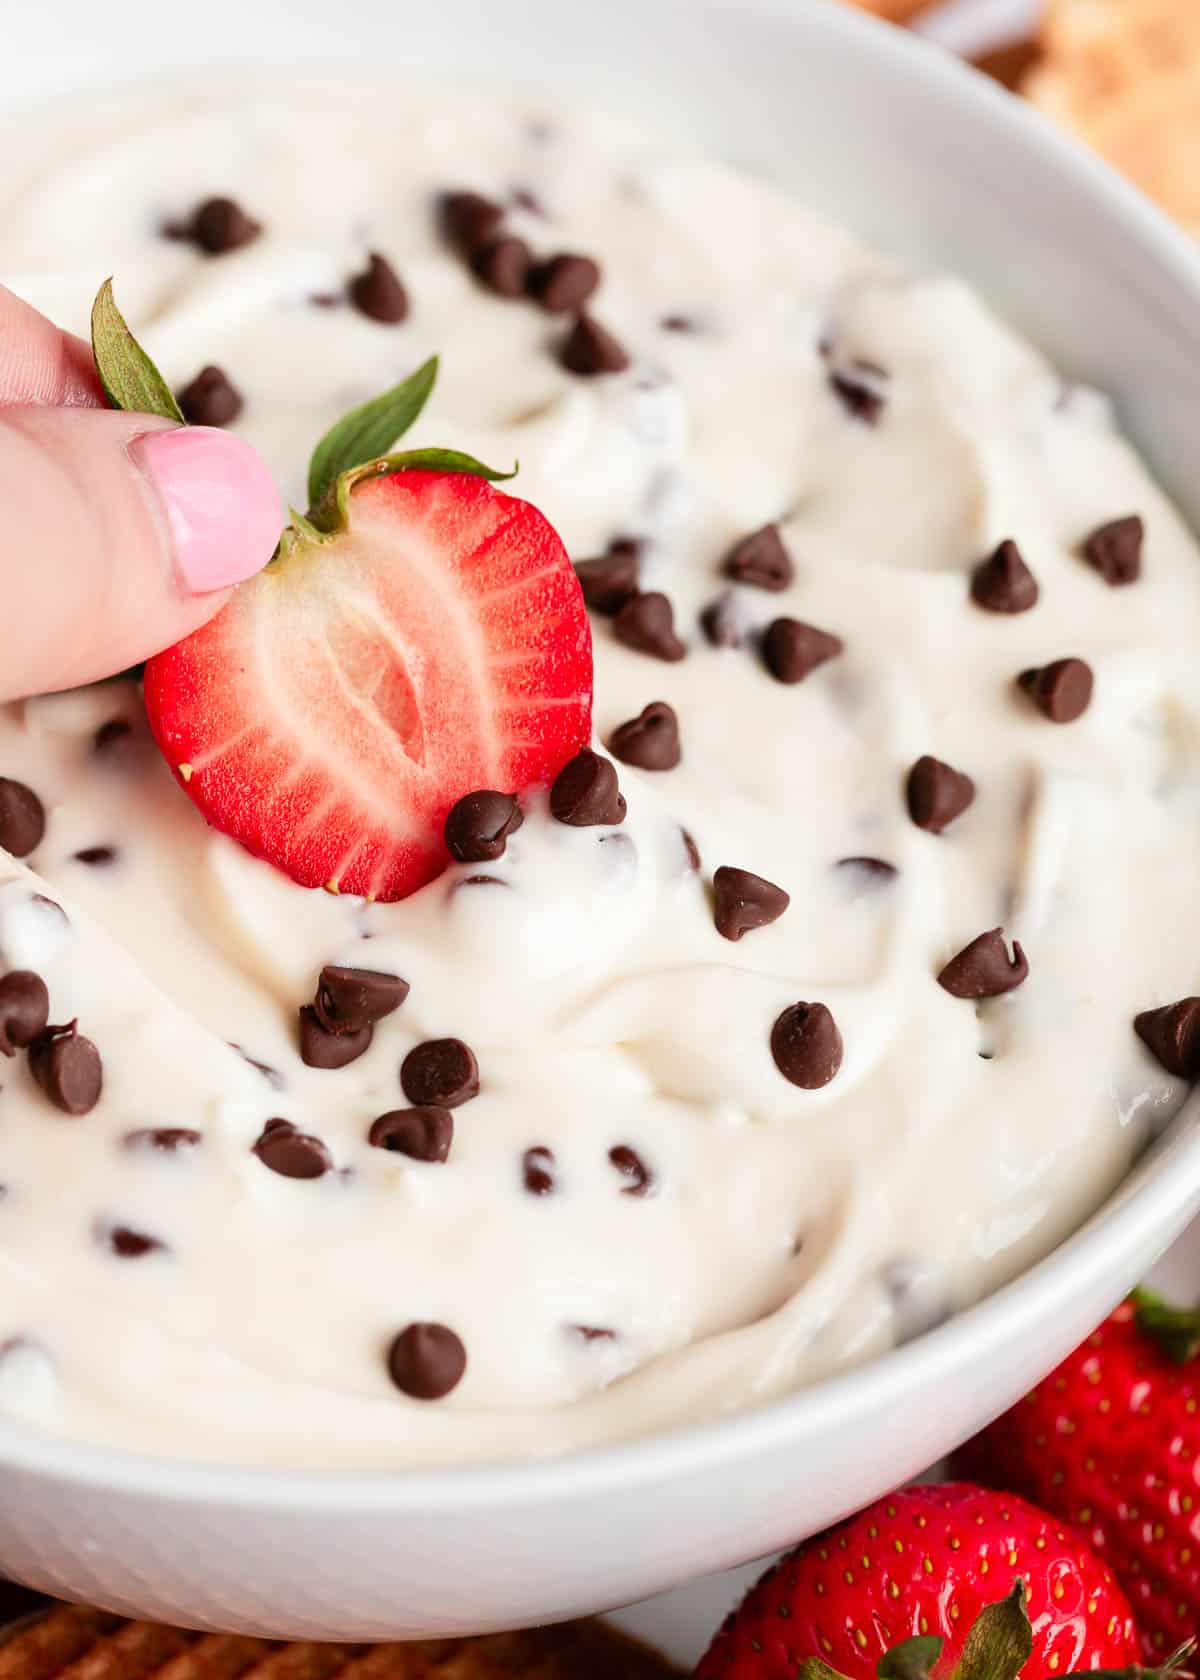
522, 1145, 556, 1195
699, 592, 744, 648
439, 190, 504, 254
661, 314, 695, 333
613, 591, 687, 661
401, 1038, 480, 1107
471, 235, 532, 298
109, 1226, 165, 1259
1082, 515, 1143, 586
1134, 999, 1200, 1079
829, 370, 885, 424
970, 539, 1039, 614
349, 252, 409, 324
124, 1127, 202, 1153
561, 314, 630, 376
177, 365, 243, 427
608, 1144, 654, 1196
253, 1120, 332, 1180
905, 755, 976, 835
0, 971, 48, 1057
762, 618, 844, 684
549, 749, 627, 827
369, 1107, 453, 1163
444, 791, 524, 863
712, 867, 790, 942
572, 1324, 617, 1341
1017, 658, 1093, 723
835, 856, 899, 886
681, 829, 702, 872
526, 253, 601, 314
28, 1021, 102, 1115
298, 1005, 373, 1069
184, 196, 261, 255
314, 966, 409, 1034
93, 718, 133, 753
937, 928, 1029, 998
387, 1322, 467, 1400
771, 1002, 844, 1089
723, 523, 794, 592
73, 846, 118, 867
231, 1044, 285, 1088
574, 539, 641, 615
0, 779, 45, 857
607, 702, 681, 772
309, 291, 341, 309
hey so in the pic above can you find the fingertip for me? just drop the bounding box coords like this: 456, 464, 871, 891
130, 426, 285, 595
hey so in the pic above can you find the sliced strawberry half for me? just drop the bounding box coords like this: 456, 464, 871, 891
144, 468, 592, 900
83, 285, 594, 903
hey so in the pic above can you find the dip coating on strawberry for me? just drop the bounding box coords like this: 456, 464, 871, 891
963, 1294, 1200, 1663
696, 1483, 1138, 1680
93, 283, 592, 901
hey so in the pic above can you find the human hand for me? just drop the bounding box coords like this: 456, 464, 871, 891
0, 284, 284, 702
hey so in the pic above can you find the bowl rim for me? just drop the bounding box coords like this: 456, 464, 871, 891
3, 1114, 1198, 1507
6, 0, 1200, 1511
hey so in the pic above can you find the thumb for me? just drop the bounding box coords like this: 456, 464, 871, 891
0, 406, 283, 701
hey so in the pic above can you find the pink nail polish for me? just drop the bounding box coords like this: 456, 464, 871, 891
131, 427, 284, 595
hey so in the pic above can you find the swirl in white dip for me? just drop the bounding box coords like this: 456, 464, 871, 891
0, 77, 1195, 1468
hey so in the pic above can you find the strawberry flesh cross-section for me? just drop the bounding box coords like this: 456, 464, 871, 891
144, 469, 592, 901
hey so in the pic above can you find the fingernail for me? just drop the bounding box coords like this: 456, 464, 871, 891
130, 426, 285, 595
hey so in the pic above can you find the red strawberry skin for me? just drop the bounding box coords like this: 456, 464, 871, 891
962, 1298, 1200, 1662
144, 470, 592, 901
696, 1483, 1137, 1680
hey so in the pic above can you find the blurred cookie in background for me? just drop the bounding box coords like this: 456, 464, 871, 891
844, 0, 937, 21
1025, 0, 1200, 234
0, 1606, 679, 1680
972, 35, 1044, 90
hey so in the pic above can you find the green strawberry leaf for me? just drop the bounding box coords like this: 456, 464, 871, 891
306, 445, 517, 537
306, 354, 439, 511
949, 1582, 1032, 1680
1133, 1288, 1200, 1364
372, 446, 516, 480
90, 279, 184, 424
880, 1637, 945, 1680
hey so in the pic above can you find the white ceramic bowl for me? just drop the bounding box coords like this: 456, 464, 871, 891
5, 0, 1200, 1641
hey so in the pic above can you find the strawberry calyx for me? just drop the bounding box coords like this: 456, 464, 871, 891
1132, 1287, 1200, 1365
90, 280, 516, 563
800, 1585, 1185, 1680
95, 279, 593, 903
798, 1584, 1031, 1680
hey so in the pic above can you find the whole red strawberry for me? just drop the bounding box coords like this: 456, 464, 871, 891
962, 1293, 1200, 1663
696, 1483, 1138, 1680
90, 281, 592, 903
